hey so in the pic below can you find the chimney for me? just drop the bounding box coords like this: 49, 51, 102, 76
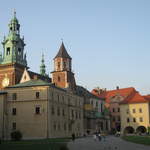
116, 86, 119, 90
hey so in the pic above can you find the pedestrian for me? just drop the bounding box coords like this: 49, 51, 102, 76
72, 133, 75, 142
98, 133, 101, 141
93, 134, 97, 141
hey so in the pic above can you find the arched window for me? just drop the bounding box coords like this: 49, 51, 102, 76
18, 48, 21, 55
63, 62, 66, 68
58, 62, 60, 68
6, 47, 10, 55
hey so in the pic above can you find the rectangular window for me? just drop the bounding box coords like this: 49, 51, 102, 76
12, 93, 17, 100
12, 108, 16, 115
118, 116, 120, 121
133, 118, 136, 122
112, 108, 115, 112
52, 106, 55, 115
72, 109, 74, 118
36, 92, 40, 99
126, 109, 129, 114
96, 101, 98, 107
139, 117, 143, 122
57, 107, 60, 116
118, 108, 120, 112
62, 96, 64, 104
79, 111, 81, 119
54, 123, 56, 131
12, 122, 16, 130
127, 118, 130, 123
51, 92, 54, 101
76, 111, 78, 119
58, 94, 59, 102
62, 109, 65, 116
132, 109, 136, 113
139, 108, 142, 113
35, 106, 40, 114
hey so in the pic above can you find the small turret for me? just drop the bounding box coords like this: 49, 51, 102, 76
40, 53, 46, 76
8, 10, 20, 35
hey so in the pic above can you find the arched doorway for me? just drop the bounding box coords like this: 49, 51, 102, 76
136, 126, 147, 133
124, 126, 134, 134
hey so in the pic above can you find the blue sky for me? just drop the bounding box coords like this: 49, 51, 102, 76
0, 0, 150, 94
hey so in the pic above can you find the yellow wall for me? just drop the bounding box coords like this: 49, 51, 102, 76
120, 102, 150, 133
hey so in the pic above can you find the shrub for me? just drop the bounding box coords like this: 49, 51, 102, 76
11, 130, 22, 141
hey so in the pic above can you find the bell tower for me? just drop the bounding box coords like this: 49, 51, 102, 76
51, 42, 76, 91
0, 11, 27, 89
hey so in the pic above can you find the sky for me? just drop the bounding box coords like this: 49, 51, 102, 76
0, 0, 150, 94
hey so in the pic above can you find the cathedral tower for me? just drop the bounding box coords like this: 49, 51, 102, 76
0, 11, 27, 89
51, 42, 76, 91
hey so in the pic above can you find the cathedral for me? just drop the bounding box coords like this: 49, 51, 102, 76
0, 12, 109, 140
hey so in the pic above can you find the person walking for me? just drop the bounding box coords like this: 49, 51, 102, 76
98, 133, 101, 141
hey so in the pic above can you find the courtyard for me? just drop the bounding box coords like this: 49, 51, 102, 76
68, 136, 150, 150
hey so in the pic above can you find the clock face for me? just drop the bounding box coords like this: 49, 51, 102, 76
2, 77, 10, 87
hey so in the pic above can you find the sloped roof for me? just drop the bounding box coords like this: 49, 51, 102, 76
28, 70, 51, 82
143, 95, 150, 101
7, 79, 52, 88
7, 79, 67, 92
54, 42, 71, 59
92, 87, 136, 103
76, 85, 102, 100
120, 92, 148, 104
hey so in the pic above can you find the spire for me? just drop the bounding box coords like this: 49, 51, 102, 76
13, 9, 16, 18
40, 53, 46, 76
54, 42, 71, 59
9, 10, 20, 34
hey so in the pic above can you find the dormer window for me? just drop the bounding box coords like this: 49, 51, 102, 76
6, 47, 10, 55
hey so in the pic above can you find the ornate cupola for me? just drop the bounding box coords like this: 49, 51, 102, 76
51, 42, 76, 91
40, 53, 46, 76
1, 10, 27, 66
0, 11, 28, 89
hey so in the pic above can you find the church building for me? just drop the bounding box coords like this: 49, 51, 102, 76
0, 12, 84, 140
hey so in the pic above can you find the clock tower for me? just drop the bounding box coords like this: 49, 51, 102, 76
0, 11, 27, 89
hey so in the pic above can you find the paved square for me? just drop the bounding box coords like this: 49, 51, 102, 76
68, 136, 150, 150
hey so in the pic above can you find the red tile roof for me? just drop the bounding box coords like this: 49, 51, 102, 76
143, 95, 150, 101
92, 87, 136, 104
120, 91, 148, 104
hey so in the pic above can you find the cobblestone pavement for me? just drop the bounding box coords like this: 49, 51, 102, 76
67, 136, 150, 150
